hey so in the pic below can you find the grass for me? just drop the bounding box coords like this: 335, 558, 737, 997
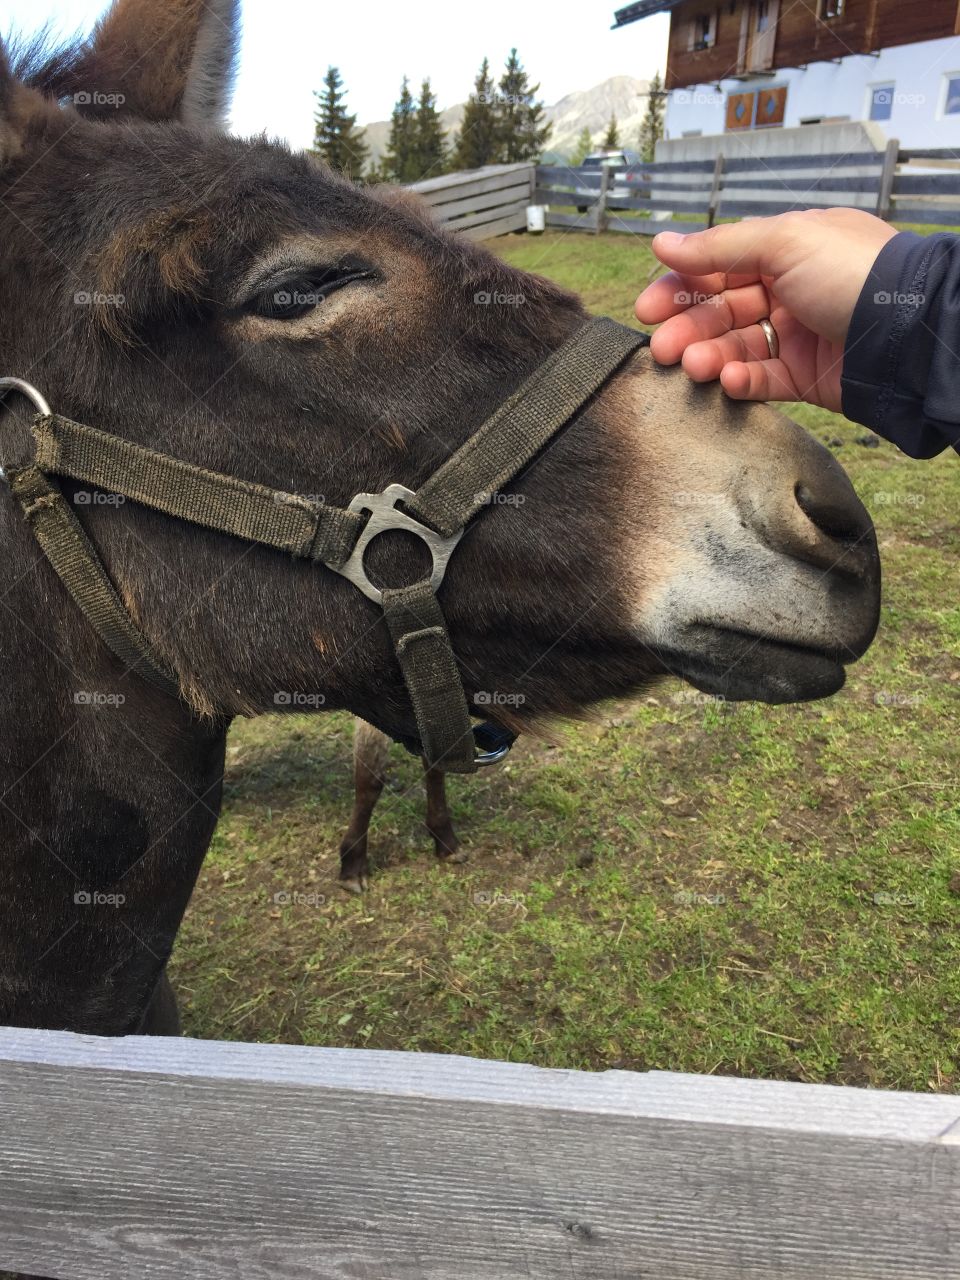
172, 230, 960, 1092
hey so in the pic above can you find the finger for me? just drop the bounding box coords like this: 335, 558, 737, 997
648, 286, 773, 365
679, 326, 776, 382
637, 270, 724, 323
719, 359, 801, 403
635, 270, 762, 324
652, 220, 793, 282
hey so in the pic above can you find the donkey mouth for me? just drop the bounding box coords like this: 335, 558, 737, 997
665, 625, 858, 705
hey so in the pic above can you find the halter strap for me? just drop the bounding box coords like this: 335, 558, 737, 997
2, 317, 648, 771
31, 413, 365, 567
408, 317, 645, 537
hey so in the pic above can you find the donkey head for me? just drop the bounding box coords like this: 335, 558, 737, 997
0, 0, 880, 747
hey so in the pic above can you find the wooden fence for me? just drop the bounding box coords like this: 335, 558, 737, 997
534, 142, 960, 236
407, 162, 534, 240
402, 148, 960, 242
2, 1025, 960, 1278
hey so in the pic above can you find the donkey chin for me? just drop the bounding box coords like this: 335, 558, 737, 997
617, 372, 881, 705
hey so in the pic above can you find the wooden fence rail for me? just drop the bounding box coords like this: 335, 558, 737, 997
2, 1026, 960, 1278
533, 142, 960, 237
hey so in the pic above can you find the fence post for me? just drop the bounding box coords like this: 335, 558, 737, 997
594, 164, 610, 234
707, 152, 725, 228
876, 136, 900, 221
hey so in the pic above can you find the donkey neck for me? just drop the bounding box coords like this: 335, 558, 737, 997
0, 495, 229, 1032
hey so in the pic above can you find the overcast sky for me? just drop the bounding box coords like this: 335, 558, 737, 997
5, 0, 670, 150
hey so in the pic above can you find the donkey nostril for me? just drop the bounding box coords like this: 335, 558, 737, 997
794, 481, 869, 546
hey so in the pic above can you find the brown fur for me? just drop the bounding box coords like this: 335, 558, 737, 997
0, 0, 880, 1036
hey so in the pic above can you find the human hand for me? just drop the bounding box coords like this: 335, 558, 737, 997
635, 209, 898, 412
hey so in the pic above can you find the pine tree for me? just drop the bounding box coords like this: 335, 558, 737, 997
638, 72, 666, 163
495, 48, 551, 163
311, 66, 368, 180
603, 114, 620, 150
570, 126, 595, 166
453, 57, 499, 170
414, 78, 447, 179
382, 76, 420, 183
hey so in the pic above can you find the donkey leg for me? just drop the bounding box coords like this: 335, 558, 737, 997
339, 719, 391, 894
423, 762, 467, 864
136, 967, 181, 1036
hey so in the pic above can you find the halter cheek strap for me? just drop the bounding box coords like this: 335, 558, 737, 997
0, 317, 648, 773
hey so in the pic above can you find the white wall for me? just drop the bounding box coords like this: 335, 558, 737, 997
665, 34, 960, 148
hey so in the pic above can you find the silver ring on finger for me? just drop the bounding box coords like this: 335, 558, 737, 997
758, 318, 780, 361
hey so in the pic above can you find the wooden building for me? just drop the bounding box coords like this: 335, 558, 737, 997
614, 0, 960, 144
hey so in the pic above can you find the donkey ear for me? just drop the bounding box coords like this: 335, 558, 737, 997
0, 42, 50, 166
75, 0, 239, 127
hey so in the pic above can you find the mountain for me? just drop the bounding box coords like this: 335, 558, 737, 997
359, 75, 650, 170
544, 75, 650, 159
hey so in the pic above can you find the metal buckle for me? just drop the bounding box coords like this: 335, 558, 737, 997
474, 739, 512, 767
0, 378, 52, 482
333, 483, 463, 606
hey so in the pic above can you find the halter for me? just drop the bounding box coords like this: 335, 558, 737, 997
0, 317, 647, 773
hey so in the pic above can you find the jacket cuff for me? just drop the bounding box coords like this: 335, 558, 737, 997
841, 232, 956, 458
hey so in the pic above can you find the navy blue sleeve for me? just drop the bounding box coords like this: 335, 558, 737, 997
841, 231, 960, 459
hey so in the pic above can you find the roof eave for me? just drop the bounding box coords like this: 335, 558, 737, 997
612, 0, 686, 29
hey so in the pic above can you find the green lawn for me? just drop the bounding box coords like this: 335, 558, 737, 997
172, 231, 960, 1092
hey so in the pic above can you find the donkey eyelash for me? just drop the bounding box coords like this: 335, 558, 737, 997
246, 267, 375, 321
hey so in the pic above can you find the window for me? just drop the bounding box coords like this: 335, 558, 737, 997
820, 0, 845, 17
869, 84, 894, 122
688, 11, 717, 50
944, 74, 960, 115
756, 0, 771, 33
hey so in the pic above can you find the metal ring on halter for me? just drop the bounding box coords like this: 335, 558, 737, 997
758, 318, 780, 361
0, 377, 52, 482
335, 483, 464, 606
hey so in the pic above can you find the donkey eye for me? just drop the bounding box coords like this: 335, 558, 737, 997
250, 268, 371, 321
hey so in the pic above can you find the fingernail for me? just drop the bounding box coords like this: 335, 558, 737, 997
655, 232, 684, 249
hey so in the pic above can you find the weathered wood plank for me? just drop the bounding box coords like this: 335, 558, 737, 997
457, 208, 529, 241
721, 151, 883, 173
1, 1029, 960, 1280
605, 194, 712, 215
409, 162, 532, 198
716, 194, 880, 214
430, 181, 533, 224
605, 217, 709, 236
414, 170, 533, 213
898, 148, 960, 163
544, 209, 596, 229
715, 175, 883, 193
605, 194, 666, 212
889, 204, 960, 226
706, 152, 725, 228
444, 197, 530, 236
537, 165, 602, 188
533, 187, 598, 207
895, 173, 960, 196
714, 164, 884, 183
628, 157, 730, 174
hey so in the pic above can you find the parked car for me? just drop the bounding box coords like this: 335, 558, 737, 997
576, 150, 645, 212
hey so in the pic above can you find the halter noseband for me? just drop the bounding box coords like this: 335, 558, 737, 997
0, 317, 647, 773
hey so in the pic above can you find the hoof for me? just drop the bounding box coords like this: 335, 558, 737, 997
440, 848, 469, 865
339, 875, 368, 895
